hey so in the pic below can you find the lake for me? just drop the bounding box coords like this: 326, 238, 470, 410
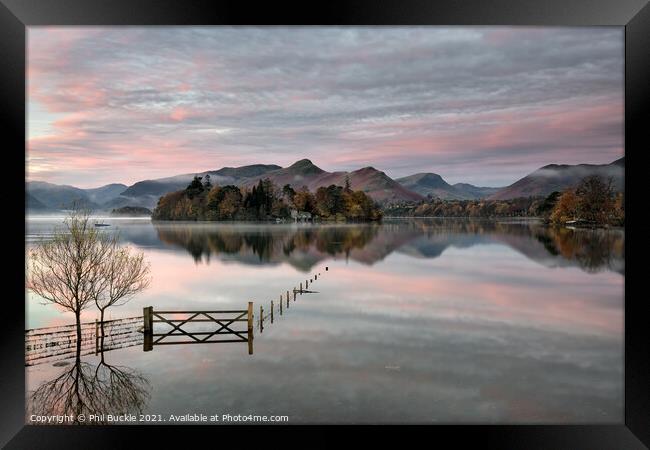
25, 216, 624, 424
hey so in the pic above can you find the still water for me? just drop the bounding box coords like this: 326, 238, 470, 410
25, 217, 624, 424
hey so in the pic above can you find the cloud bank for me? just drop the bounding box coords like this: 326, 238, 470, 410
27, 26, 623, 188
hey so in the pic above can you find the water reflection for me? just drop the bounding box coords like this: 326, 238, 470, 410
153, 223, 380, 271
148, 220, 624, 275
28, 346, 151, 424
25, 217, 623, 423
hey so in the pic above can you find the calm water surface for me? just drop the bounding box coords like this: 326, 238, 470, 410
25, 217, 624, 424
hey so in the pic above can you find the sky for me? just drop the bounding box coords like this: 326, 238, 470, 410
27, 26, 624, 189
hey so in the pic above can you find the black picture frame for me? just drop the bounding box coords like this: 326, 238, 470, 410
2, 0, 648, 448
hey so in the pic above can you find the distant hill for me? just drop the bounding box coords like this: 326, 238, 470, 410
83, 183, 127, 204
240, 159, 423, 203
102, 194, 161, 210
238, 159, 328, 190
26, 192, 49, 211
332, 166, 423, 203
27, 181, 98, 210
119, 164, 282, 207
396, 173, 501, 200
27, 156, 625, 211
452, 183, 502, 199
489, 157, 624, 200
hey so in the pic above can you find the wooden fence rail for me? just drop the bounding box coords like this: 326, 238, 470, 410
25, 316, 143, 366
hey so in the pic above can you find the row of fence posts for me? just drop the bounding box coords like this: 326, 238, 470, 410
258, 266, 328, 334
141, 265, 329, 355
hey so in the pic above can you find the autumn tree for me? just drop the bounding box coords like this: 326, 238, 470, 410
575, 175, 615, 223
293, 186, 316, 213
206, 186, 222, 211
282, 184, 296, 205
221, 186, 244, 219
613, 191, 625, 225
550, 190, 578, 224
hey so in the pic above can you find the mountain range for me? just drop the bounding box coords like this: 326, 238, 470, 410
396, 173, 501, 200
487, 157, 624, 200
26, 157, 624, 212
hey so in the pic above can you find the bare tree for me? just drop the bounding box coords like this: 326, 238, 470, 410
94, 244, 151, 328
27, 210, 116, 351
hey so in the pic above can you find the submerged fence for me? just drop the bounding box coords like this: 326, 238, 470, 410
141, 266, 330, 354
25, 316, 143, 366
26, 265, 331, 364
255, 268, 326, 333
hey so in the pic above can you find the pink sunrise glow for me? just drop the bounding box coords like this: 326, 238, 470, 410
27, 27, 623, 188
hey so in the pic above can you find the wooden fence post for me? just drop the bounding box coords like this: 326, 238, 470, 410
95, 319, 99, 355
287, 290, 290, 305
247, 302, 254, 355
306, 279, 309, 289
143, 306, 153, 352
280, 294, 283, 315
300, 282, 303, 292
271, 300, 274, 323
326, 266, 328, 271
260, 305, 264, 332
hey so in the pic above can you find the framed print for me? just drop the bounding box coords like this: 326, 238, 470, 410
1, 0, 649, 448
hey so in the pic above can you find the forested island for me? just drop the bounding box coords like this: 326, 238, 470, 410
151, 172, 622, 227
152, 176, 382, 222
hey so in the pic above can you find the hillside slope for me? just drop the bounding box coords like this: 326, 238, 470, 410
489, 157, 624, 200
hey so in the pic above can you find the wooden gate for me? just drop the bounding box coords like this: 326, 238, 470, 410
143, 303, 254, 355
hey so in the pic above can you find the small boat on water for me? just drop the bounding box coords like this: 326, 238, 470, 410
94, 222, 110, 227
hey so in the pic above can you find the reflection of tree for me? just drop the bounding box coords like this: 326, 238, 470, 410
313, 226, 379, 256
243, 233, 277, 261
28, 346, 150, 424
29, 355, 96, 424
155, 224, 378, 268
153, 220, 623, 274
544, 226, 624, 273
401, 218, 624, 274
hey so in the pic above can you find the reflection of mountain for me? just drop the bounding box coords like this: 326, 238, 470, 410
147, 220, 623, 275
396, 219, 624, 275
28, 348, 150, 424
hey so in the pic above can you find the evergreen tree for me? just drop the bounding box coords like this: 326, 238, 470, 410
186, 176, 204, 199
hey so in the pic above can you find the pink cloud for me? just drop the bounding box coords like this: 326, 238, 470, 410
26, 27, 623, 188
